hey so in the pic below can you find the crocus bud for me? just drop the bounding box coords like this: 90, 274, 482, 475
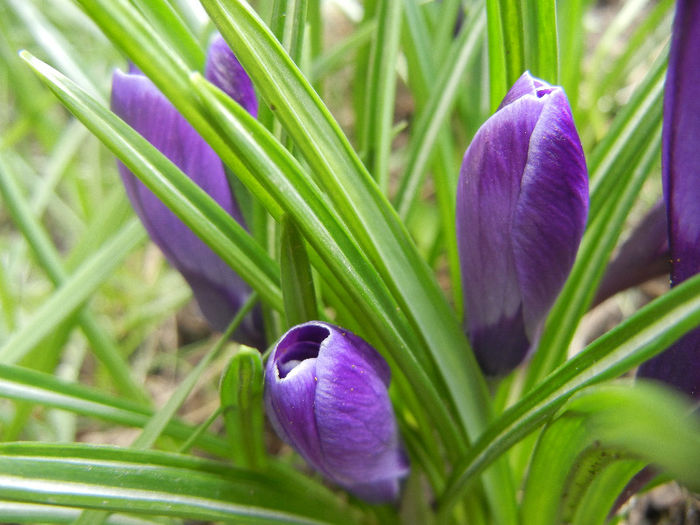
111, 36, 263, 348
594, 200, 669, 307
457, 72, 588, 375
264, 321, 409, 503
638, 0, 700, 399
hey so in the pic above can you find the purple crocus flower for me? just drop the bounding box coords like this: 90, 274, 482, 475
457, 72, 588, 375
264, 321, 409, 503
111, 36, 263, 348
638, 0, 700, 399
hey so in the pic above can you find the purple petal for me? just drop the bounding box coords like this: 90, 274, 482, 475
662, 0, 700, 287
594, 201, 670, 306
265, 324, 326, 469
205, 35, 258, 118
264, 322, 408, 503
513, 88, 588, 337
497, 71, 553, 110
111, 69, 261, 345
639, 331, 700, 400
638, 0, 700, 399
457, 73, 588, 375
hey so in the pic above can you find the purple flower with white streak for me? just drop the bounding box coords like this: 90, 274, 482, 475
111, 36, 263, 348
639, 0, 700, 400
264, 322, 409, 503
457, 72, 588, 375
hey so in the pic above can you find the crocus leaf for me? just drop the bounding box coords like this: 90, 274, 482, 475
279, 215, 319, 327
438, 271, 700, 515
220, 347, 267, 469
20, 51, 284, 312
0, 443, 356, 524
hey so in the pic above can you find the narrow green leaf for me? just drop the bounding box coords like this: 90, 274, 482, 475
567, 383, 700, 491
431, 0, 463, 61
0, 219, 145, 364
522, 0, 558, 83
5, 0, 104, 101
485, 0, 508, 110
570, 461, 645, 525
394, 8, 484, 220
220, 347, 267, 469
21, 51, 284, 311
521, 415, 593, 525
280, 215, 318, 326
588, 0, 649, 90
0, 364, 229, 456
595, 0, 673, 104
310, 20, 376, 82
131, 293, 259, 451
557, 0, 592, 111
497, 0, 525, 87
0, 502, 159, 525
130, 0, 205, 71
0, 443, 354, 524
438, 272, 700, 514
0, 151, 150, 404
400, 0, 465, 312
522, 403, 642, 525
268, 0, 307, 64
360, 0, 402, 191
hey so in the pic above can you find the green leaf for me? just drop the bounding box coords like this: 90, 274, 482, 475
594, 0, 673, 106
557, 0, 593, 111
131, 294, 259, 451
522, 401, 642, 525
522, 0, 558, 83
497, 0, 525, 88
360, 0, 402, 191
570, 461, 646, 525
0, 443, 355, 524
394, 6, 484, 221
220, 347, 267, 469
438, 272, 700, 515
485, 0, 508, 110
0, 219, 145, 365
566, 383, 700, 491
0, 502, 161, 525
588, 54, 666, 221
0, 363, 229, 456
0, 151, 150, 404
280, 215, 319, 327
5, 0, 104, 102
20, 51, 284, 311
130, 0, 205, 71
310, 21, 376, 82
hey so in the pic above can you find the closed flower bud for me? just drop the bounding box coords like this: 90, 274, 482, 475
457, 72, 589, 375
264, 321, 409, 503
639, 0, 700, 400
110, 35, 263, 348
